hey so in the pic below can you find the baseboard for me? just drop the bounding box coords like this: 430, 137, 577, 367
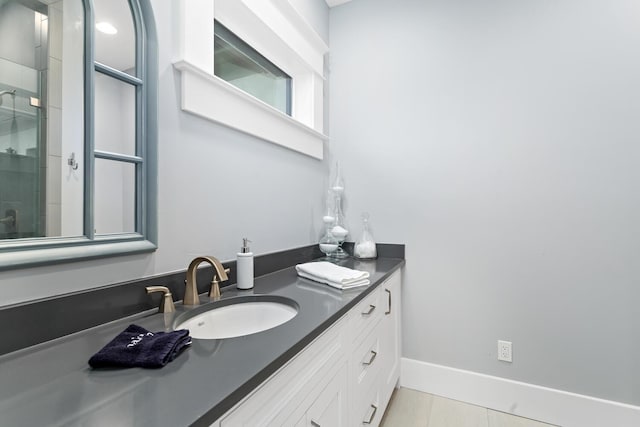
400, 358, 640, 427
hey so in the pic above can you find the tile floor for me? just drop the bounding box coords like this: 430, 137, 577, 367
380, 387, 559, 427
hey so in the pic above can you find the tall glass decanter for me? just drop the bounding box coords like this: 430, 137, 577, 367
328, 163, 349, 258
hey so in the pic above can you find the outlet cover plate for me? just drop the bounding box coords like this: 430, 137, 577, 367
498, 340, 512, 362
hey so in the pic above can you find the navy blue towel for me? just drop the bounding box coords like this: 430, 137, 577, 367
89, 324, 191, 369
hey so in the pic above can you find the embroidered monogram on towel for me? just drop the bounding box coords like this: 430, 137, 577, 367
88, 324, 191, 369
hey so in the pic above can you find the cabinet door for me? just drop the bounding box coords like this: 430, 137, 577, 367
350, 324, 383, 413
220, 317, 347, 427
305, 363, 348, 427
379, 270, 402, 406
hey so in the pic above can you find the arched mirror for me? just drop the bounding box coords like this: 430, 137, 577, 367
0, 0, 157, 269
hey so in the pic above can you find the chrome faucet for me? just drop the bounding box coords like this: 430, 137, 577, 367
184, 256, 229, 305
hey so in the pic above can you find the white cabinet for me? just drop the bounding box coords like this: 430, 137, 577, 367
349, 270, 402, 427
293, 363, 349, 427
218, 269, 402, 427
219, 316, 348, 427
379, 271, 402, 416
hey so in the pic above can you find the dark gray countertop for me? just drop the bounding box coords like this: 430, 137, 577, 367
0, 257, 404, 427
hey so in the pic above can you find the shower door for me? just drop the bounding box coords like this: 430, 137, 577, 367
0, 0, 47, 239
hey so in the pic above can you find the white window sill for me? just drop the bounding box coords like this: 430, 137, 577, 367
173, 60, 328, 160
174, 0, 329, 160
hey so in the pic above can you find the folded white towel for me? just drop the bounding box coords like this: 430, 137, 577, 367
295, 262, 370, 289
297, 271, 370, 290
296, 261, 370, 284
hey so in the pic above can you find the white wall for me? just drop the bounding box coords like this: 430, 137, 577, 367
0, 0, 329, 305
330, 0, 640, 407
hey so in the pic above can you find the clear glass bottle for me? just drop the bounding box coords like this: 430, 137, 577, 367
354, 212, 377, 259
318, 222, 339, 256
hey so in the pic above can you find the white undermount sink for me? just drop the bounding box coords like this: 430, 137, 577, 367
175, 296, 298, 340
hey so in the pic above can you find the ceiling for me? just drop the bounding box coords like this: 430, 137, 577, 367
325, 0, 353, 7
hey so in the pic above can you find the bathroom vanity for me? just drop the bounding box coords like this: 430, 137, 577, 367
216, 269, 401, 427
0, 252, 404, 427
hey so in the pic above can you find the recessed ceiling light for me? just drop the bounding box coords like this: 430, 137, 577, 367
96, 22, 118, 35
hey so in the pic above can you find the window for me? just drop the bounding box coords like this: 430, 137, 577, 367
0, 0, 157, 270
173, 0, 328, 159
214, 21, 292, 116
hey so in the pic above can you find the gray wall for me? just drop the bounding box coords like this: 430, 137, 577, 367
330, 0, 640, 405
0, 0, 330, 305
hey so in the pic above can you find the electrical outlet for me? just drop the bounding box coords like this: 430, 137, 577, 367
498, 340, 512, 362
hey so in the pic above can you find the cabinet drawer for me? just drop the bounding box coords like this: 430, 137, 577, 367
351, 321, 382, 412
354, 384, 383, 427
350, 288, 382, 344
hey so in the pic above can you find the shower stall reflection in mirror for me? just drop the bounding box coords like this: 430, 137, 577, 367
0, 0, 158, 270
0, 0, 57, 240
0, 0, 83, 240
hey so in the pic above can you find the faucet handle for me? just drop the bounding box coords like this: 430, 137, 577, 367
209, 268, 231, 299
146, 286, 176, 313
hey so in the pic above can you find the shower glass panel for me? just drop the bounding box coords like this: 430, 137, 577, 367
0, 1, 46, 239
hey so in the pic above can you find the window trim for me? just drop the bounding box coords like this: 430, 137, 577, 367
0, 0, 158, 271
173, 0, 329, 160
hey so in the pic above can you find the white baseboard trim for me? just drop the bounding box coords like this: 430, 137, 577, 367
400, 357, 640, 427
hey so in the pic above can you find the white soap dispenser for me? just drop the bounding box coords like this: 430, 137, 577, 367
236, 238, 254, 290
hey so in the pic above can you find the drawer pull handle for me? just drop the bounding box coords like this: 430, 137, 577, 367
385, 289, 391, 315
311, 421, 321, 427
363, 404, 378, 424
362, 304, 376, 316
363, 350, 377, 366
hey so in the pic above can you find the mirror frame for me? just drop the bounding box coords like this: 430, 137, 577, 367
0, 0, 158, 270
